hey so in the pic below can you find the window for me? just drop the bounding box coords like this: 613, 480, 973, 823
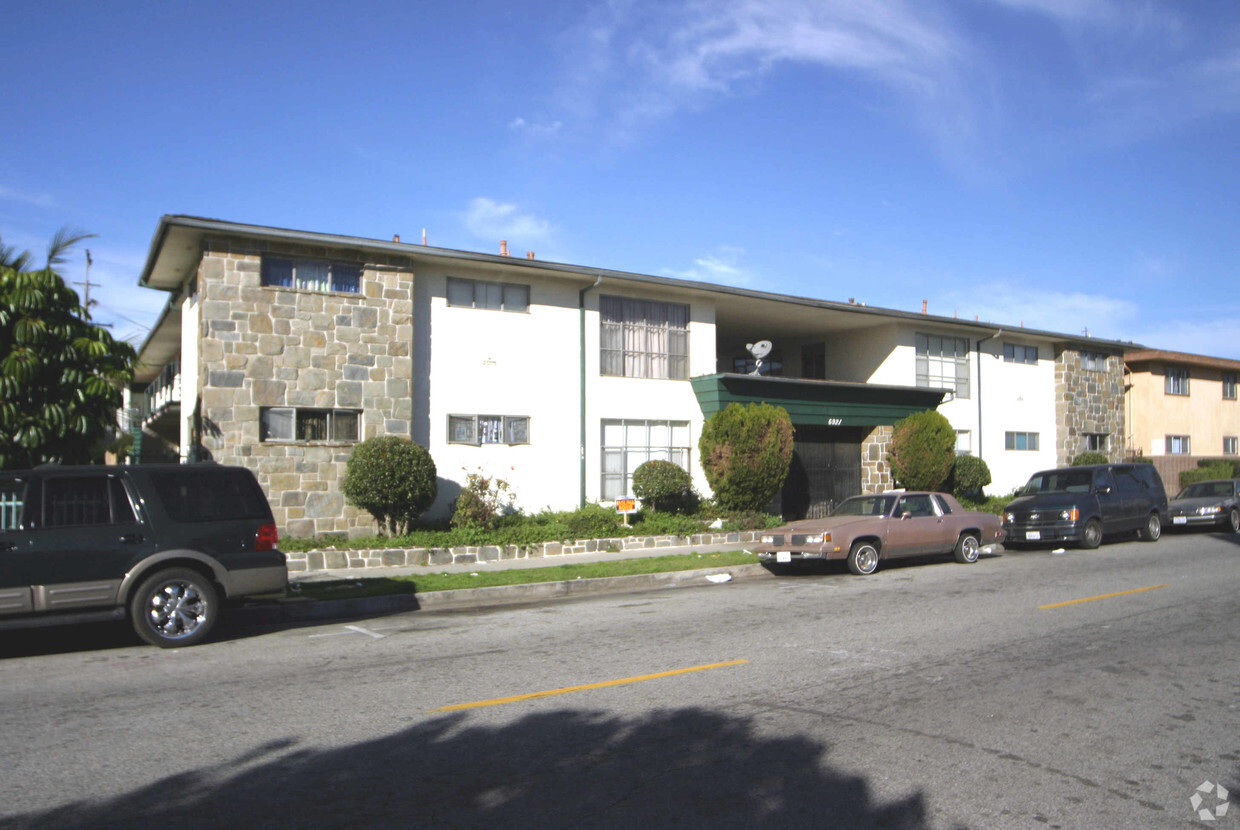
1165, 435, 1191, 455
1225, 436, 1238, 455
601, 419, 691, 500
733, 348, 783, 375
43, 477, 135, 527
801, 343, 827, 380
1081, 352, 1106, 372
260, 408, 360, 442
955, 430, 972, 455
0, 479, 26, 530
446, 277, 529, 312
895, 494, 939, 517
261, 257, 361, 294
1085, 433, 1109, 453
1005, 431, 1040, 451
600, 296, 689, 380
148, 469, 271, 523
1224, 373, 1237, 400
448, 415, 530, 445
1165, 367, 1190, 396
916, 333, 969, 397
1003, 343, 1038, 364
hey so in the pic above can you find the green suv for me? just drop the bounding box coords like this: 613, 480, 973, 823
0, 464, 287, 647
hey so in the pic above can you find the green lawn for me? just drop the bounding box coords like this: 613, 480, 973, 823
290, 550, 760, 601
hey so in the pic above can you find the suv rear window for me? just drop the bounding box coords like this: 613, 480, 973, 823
147, 469, 271, 523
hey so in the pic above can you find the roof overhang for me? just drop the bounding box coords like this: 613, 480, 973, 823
690, 373, 947, 426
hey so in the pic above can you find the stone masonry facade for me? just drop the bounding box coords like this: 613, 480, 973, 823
194, 236, 413, 538
1054, 348, 1125, 465
862, 426, 894, 493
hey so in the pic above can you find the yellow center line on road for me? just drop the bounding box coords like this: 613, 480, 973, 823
429, 659, 749, 713
1038, 584, 1170, 610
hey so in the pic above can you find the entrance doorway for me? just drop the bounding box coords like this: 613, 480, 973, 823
780, 426, 864, 520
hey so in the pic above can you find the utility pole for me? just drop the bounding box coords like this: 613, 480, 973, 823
74, 248, 100, 320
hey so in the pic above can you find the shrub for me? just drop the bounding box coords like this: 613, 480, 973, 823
1071, 452, 1108, 466
341, 436, 438, 536
565, 503, 624, 538
888, 409, 955, 491
632, 460, 694, 513
1180, 462, 1238, 490
452, 469, 516, 530
951, 454, 991, 501
699, 403, 794, 512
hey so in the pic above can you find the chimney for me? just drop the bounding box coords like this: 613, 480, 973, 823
526, 251, 535, 260
921, 299, 928, 314
500, 240, 509, 256
393, 234, 400, 243
422, 228, 427, 245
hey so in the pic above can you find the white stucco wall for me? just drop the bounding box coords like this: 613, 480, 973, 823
179, 290, 199, 461
978, 339, 1058, 494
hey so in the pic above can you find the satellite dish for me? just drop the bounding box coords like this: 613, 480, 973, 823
746, 340, 778, 375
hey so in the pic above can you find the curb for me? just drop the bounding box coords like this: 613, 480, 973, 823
235, 563, 772, 625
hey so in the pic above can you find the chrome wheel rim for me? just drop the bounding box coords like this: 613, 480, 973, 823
855, 546, 878, 574
962, 536, 979, 562
1230, 510, 1239, 533
1146, 516, 1161, 540
146, 580, 208, 640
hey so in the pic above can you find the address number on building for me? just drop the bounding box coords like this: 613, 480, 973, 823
827, 418, 843, 426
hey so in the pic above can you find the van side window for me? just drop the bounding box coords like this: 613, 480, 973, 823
43, 477, 136, 527
1115, 468, 1146, 495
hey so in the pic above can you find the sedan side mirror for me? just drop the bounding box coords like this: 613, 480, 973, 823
900, 511, 913, 520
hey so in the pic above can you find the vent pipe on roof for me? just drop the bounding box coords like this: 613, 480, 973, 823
422, 228, 427, 245
500, 240, 509, 256
527, 251, 535, 260
393, 234, 400, 243
921, 299, 928, 314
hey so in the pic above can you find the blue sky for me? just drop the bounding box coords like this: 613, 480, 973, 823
4, 0, 1238, 357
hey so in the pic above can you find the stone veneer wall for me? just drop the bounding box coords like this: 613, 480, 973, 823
861, 426, 894, 492
1054, 349, 1126, 465
195, 236, 414, 538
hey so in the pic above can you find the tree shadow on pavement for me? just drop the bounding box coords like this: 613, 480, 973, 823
3, 707, 952, 830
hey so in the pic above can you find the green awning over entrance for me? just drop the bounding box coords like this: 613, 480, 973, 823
690, 373, 946, 426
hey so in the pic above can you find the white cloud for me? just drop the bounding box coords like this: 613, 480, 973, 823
930, 281, 1139, 339
0, 184, 56, 209
508, 117, 564, 138
462, 198, 553, 247
663, 246, 752, 286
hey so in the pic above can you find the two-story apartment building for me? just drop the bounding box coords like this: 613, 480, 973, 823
129, 216, 1131, 538
1125, 348, 1240, 469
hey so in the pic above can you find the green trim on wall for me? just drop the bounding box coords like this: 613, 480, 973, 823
690, 374, 945, 426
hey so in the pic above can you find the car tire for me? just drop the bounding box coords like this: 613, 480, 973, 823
1228, 508, 1240, 534
1080, 519, 1103, 550
847, 541, 879, 576
1138, 512, 1162, 542
954, 533, 981, 564
130, 567, 218, 648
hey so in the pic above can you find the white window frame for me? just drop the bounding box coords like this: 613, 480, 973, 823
600, 419, 691, 500
260, 257, 361, 294
446, 277, 529, 312
1165, 367, 1190, 396
916, 333, 970, 398
1165, 435, 1191, 455
1003, 343, 1038, 364
599, 296, 690, 380
448, 414, 530, 446
1005, 431, 1040, 451
1224, 436, 1238, 455
260, 408, 361, 443
1085, 433, 1109, 453
1081, 352, 1106, 372
955, 430, 972, 455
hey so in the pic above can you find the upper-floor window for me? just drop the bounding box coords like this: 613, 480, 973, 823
1165, 367, 1190, 396
448, 414, 530, 446
1165, 435, 1191, 454
1081, 352, 1106, 372
1005, 431, 1040, 451
1003, 343, 1038, 364
261, 408, 360, 442
916, 333, 969, 398
1224, 373, 1237, 400
1224, 436, 1238, 455
600, 296, 689, 380
801, 343, 827, 379
0, 479, 24, 530
261, 257, 361, 294
447, 277, 529, 312
956, 430, 972, 455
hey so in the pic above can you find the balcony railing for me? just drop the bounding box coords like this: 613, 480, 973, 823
141, 360, 181, 422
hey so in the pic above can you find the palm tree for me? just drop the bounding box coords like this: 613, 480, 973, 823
0, 227, 96, 271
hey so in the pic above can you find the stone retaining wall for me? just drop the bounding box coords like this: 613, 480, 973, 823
285, 530, 764, 572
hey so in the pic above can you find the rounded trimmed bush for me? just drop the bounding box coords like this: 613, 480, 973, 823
951, 454, 991, 501
632, 460, 693, 513
888, 409, 955, 491
699, 403, 794, 512
1071, 451, 1108, 466
341, 436, 438, 536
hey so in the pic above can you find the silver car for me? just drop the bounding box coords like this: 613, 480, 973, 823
1167, 479, 1240, 533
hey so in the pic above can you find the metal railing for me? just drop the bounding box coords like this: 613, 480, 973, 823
140, 360, 181, 421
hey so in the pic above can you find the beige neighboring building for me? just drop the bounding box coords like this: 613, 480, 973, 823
1125, 348, 1240, 486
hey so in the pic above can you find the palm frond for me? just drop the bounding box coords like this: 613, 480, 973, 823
45, 227, 98, 268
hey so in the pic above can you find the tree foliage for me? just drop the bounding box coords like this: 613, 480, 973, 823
452, 468, 515, 530
341, 436, 438, 535
1071, 452, 1108, 466
699, 403, 794, 512
632, 459, 694, 513
887, 409, 956, 491
0, 230, 135, 469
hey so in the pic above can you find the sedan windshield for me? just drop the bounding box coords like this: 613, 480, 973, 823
1176, 481, 1235, 500
1022, 470, 1093, 495
832, 495, 897, 517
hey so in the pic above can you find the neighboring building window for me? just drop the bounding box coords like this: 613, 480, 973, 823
1224, 373, 1237, 400
1224, 436, 1238, 455
1005, 431, 1040, 451
261, 257, 361, 294
1165, 435, 1191, 455
1080, 352, 1106, 372
600, 296, 689, 380
916, 333, 969, 398
1003, 343, 1038, 364
601, 419, 691, 500
955, 430, 972, 455
448, 415, 530, 445
1165, 367, 1190, 396
446, 277, 529, 312
1085, 433, 1109, 453
260, 408, 360, 442
0, 479, 25, 530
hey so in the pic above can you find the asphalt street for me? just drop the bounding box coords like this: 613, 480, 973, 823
1, 529, 1237, 829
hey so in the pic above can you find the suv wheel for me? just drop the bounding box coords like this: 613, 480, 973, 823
1138, 512, 1162, 542
1080, 519, 1103, 550
130, 568, 218, 648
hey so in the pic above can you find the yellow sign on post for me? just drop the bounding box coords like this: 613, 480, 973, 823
616, 498, 637, 526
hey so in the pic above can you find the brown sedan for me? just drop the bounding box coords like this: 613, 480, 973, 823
754, 491, 1006, 575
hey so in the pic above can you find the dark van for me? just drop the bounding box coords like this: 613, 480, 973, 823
1003, 463, 1168, 549
0, 464, 287, 647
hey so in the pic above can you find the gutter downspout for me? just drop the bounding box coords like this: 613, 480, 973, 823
579, 276, 603, 507
975, 329, 1002, 459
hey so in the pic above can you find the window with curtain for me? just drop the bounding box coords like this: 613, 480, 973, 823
600, 296, 689, 380
261, 257, 361, 294
260, 408, 361, 442
447, 415, 531, 446
446, 277, 529, 312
